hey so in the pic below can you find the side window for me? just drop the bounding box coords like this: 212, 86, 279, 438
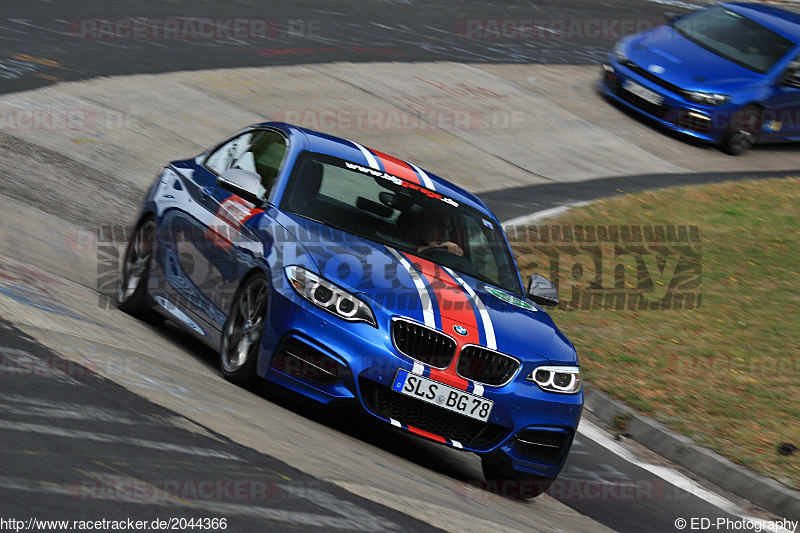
249, 130, 287, 198
464, 216, 499, 283
205, 129, 287, 198
205, 131, 257, 176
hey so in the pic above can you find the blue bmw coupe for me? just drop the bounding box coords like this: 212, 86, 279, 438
602, 2, 800, 154
118, 122, 582, 497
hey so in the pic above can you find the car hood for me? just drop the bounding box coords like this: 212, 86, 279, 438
627, 25, 765, 92
274, 213, 577, 365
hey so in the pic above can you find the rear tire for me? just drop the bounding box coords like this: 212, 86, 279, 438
721, 106, 760, 156
481, 454, 554, 500
117, 217, 159, 321
220, 272, 269, 388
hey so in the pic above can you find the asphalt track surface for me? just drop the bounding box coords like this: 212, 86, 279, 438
1, 0, 796, 532
0, 321, 443, 532
481, 168, 800, 222
2, 0, 691, 94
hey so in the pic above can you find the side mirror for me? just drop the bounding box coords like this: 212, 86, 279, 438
527, 274, 559, 307
664, 12, 680, 25
217, 168, 262, 205
781, 62, 800, 88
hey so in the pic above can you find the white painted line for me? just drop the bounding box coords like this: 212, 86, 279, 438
412, 362, 424, 375
280, 483, 401, 532
0, 420, 241, 461
0, 477, 71, 496
500, 201, 594, 228
0, 403, 154, 425
577, 419, 794, 529
0, 392, 165, 425
645, 0, 702, 9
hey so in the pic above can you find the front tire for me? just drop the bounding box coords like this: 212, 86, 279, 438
721, 106, 761, 156
117, 217, 159, 320
481, 454, 555, 500
220, 272, 269, 388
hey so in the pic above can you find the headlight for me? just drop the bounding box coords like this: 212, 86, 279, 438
527, 365, 582, 394
285, 265, 376, 327
684, 91, 729, 106
614, 41, 629, 63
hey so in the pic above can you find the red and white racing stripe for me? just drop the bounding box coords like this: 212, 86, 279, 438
444, 267, 497, 351
351, 140, 381, 170
350, 140, 436, 189
205, 195, 264, 251
407, 161, 436, 190
393, 251, 496, 393
389, 418, 463, 448
369, 148, 421, 185
387, 248, 435, 328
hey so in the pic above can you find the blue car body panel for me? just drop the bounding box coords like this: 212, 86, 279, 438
132, 122, 582, 480
601, 2, 800, 145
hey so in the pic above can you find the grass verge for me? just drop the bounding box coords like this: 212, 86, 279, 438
511, 177, 799, 489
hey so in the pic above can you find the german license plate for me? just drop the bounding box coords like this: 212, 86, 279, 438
623, 79, 664, 106
392, 369, 493, 422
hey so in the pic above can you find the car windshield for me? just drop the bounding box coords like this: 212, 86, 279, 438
673, 6, 794, 73
281, 151, 523, 294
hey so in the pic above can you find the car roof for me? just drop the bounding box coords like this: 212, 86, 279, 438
257, 121, 496, 217
723, 2, 800, 43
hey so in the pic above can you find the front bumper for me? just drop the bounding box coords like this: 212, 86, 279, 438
259, 281, 583, 479
600, 60, 741, 144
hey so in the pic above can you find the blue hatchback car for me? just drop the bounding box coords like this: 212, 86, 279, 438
602, 2, 800, 154
118, 122, 582, 498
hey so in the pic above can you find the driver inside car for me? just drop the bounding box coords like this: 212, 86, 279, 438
415, 208, 464, 257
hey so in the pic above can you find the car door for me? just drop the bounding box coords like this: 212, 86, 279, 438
164, 128, 288, 332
